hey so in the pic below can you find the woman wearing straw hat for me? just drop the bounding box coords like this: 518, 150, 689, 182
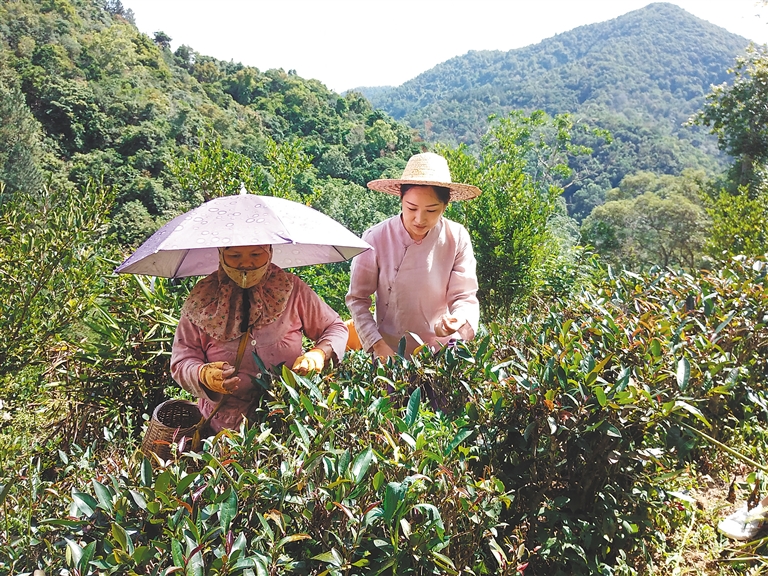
171, 244, 348, 432
346, 152, 481, 358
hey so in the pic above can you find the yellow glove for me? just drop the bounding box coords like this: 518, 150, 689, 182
199, 361, 229, 394
291, 348, 326, 375
345, 318, 362, 351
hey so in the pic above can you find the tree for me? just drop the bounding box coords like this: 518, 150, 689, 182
692, 45, 768, 190
690, 44, 768, 258
0, 182, 115, 375
441, 110, 589, 315
153, 31, 172, 50
705, 186, 768, 259
0, 73, 44, 194
170, 132, 259, 202
581, 172, 710, 269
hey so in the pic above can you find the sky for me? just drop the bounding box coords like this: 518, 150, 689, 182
121, 0, 768, 93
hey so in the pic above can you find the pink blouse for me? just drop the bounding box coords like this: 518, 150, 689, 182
171, 273, 347, 431
346, 215, 479, 355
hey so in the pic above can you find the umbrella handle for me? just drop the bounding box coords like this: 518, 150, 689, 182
192, 331, 250, 449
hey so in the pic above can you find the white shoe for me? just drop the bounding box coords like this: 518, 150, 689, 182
718, 504, 765, 541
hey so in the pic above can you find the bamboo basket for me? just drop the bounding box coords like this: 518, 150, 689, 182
141, 399, 203, 461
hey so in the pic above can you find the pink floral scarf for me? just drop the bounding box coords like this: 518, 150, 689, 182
182, 263, 294, 341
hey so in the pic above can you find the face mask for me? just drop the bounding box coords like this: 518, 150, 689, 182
219, 246, 272, 288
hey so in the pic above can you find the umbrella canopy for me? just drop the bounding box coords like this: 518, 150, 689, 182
115, 192, 371, 277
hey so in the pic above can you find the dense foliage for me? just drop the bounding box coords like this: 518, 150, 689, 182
361, 2, 748, 217
580, 171, 711, 270
0, 0, 420, 245
2, 255, 768, 575
442, 110, 591, 314
689, 45, 768, 260
692, 45, 768, 191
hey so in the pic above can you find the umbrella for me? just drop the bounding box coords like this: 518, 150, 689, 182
115, 190, 371, 277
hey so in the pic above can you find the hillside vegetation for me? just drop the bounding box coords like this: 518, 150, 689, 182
0, 0, 416, 244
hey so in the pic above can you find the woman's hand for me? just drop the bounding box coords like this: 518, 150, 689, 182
292, 348, 326, 375
199, 362, 242, 394
434, 314, 465, 337
372, 339, 395, 359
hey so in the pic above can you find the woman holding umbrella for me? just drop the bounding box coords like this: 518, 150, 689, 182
116, 191, 370, 432
171, 243, 348, 432
346, 152, 481, 359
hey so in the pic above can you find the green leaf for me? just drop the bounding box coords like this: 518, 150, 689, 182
185, 535, 205, 576
132, 545, 156, 565
0, 479, 14, 507
176, 471, 200, 496
171, 538, 184, 568
293, 420, 311, 449
72, 492, 98, 517
39, 519, 85, 528
65, 538, 83, 568
92, 480, 114, 512
155, 470, 172, 495
383, 481, 404, 521
444, 427, 475, 456
78, 541, 97, 574
713, 311, 736, 338
674, 400, 712, 429
676, 357, 690, 391
112, 522, 129, 551
594, 386, 607, 407
414, 503, 445, 532
338, 448, 351, 476
350, 446, 374, 483
129, 489, 147, 510
141, 457, 153, 487
220, 487, 238, 532
300, 393, 316, 417
312, 549, 344, 566
405, 387, 421, 428
231, 531, 248, 556
373, 470, 385, 491
431, 551, 458, 573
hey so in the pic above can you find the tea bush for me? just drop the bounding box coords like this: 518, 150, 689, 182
2, 257, 767, 575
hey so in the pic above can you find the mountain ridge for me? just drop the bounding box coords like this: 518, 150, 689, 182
361, 2, 750, 128
356, 3, 752, 215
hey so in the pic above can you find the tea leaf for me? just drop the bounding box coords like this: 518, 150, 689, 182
350, 446, 374, 483
220, 487, 238, 532
176, 471, 200, 496
92, 479, 113, 512
72, 491, 98, 517
676, 357, 690, 391
444, 427, 475, 455
405, 386, 421, 428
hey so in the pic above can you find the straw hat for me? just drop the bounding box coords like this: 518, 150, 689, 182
367, 152, 481, 201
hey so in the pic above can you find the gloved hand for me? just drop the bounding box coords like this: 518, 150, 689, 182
199, 361, 230, 394
291, 348, 326, 375
345, 318, 362, 351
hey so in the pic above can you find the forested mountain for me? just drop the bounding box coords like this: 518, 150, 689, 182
0, 0, 416, 243
359, 2, 752, 217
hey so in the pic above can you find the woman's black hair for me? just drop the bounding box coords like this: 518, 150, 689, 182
400, 184, 451, 205
240, 289, 250, 334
